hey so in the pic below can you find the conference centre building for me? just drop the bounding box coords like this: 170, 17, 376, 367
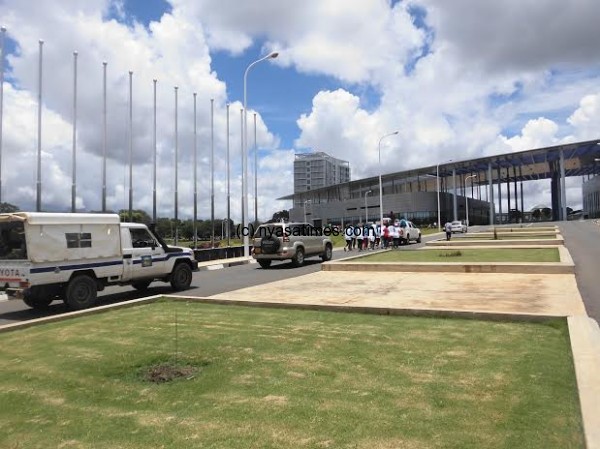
280, 140, 600, 227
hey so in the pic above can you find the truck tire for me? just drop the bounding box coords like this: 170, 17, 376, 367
23, 289, 53, 310
291, 247, 305, 267
64, 275, 97, 310
132, 281, 152, 291
170, 263, 192, 291
321, 243, 332, 261
261, 236, 280, 254
258, 260, 272, 269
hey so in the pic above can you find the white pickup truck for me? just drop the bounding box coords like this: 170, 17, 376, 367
0, 212, 198, 310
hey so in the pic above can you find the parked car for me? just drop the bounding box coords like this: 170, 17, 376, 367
398, 219, 422, 245
450, 220, 467, 233
252, 222, 333, 268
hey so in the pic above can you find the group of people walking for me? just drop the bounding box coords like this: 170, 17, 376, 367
343, 221, 407, 251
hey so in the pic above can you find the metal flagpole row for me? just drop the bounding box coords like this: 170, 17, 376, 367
0, 36, 247, 244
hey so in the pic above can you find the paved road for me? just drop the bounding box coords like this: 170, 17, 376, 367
0, 233, 441, 326
559, 220, 600, 322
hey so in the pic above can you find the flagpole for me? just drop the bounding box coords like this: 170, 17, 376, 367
226, 102, 230, 247
128, 70, 133, 221
152, 79, 157, 222
0, 26, 6, 204
71, 51, 78, 212
193, 92, 197, 248
240, 108, 243, 234
174, 86, 178, 245
102, 62, 107, 212
36, 40, 43, 212
210, 98, 215, 248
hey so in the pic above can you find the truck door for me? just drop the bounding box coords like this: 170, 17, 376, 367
121, 227, 166, 280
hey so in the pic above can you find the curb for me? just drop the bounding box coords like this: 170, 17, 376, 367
0, 295, 163, 334
322, 261, 574, 274
197, 257, 256, 271
568, 315, 600, 449
426, 237, 564, 246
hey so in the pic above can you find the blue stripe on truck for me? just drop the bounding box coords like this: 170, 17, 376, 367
29, 254, 194, 274
30, 259, 124, 274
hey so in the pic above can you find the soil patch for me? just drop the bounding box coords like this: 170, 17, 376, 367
143, 363, 197, 383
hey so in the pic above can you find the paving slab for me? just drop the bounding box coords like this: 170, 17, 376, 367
208, 271, 587, 317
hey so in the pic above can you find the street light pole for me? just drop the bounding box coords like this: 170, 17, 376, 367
364, 190, 372, 225
378, 131, 399, 230
436, 159, 453, 231
465, 174, 477, 228
243, 51, 278, 258
253, 112, 258, 224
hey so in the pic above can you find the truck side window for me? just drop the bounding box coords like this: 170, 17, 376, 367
65, 233, 92, 248
130, 229, 157, 248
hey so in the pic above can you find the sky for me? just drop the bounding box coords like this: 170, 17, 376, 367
0, 0, 600, 222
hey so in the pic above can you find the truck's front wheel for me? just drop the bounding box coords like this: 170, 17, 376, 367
170, 263, 192, 291
65, 275, 97, 310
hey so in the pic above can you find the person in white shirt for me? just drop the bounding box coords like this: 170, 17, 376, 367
388, 223, 398, 248
344, 225, 354, 251
444, 221, 452, 241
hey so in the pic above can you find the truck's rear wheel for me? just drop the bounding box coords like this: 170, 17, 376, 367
64, 275, 97, 310
170, 263, 192, 291
23, 289, 53, 310
258, 260, 272, 269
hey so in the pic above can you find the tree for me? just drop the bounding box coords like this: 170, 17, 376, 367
269, 210, 289, 223
0, 202, 19, 213
541, 208, 552, 221
118, 209, 151, 224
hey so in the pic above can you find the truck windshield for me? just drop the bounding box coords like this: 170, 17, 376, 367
0, 221, 27, 260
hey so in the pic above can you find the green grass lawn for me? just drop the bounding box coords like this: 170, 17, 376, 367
349, 247, 560, 263
0, 302, 583, 448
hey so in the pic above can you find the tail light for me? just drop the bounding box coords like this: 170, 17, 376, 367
19, 281, 30, 288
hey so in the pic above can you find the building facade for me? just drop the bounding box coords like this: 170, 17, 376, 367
583, 174, 600, 219
285, 170, 491, 228
293, 152, 350, 195
280, 140, 600, 227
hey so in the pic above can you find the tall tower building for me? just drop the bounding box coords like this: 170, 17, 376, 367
293, 152, 350, 194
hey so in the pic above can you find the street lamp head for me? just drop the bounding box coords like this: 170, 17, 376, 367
268, 51, 279, 59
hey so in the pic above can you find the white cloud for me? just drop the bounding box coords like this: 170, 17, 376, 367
1, 0, 599, 222
567, 93, 600, 140
500, 118, 560, 152
411, 0, 600, 72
